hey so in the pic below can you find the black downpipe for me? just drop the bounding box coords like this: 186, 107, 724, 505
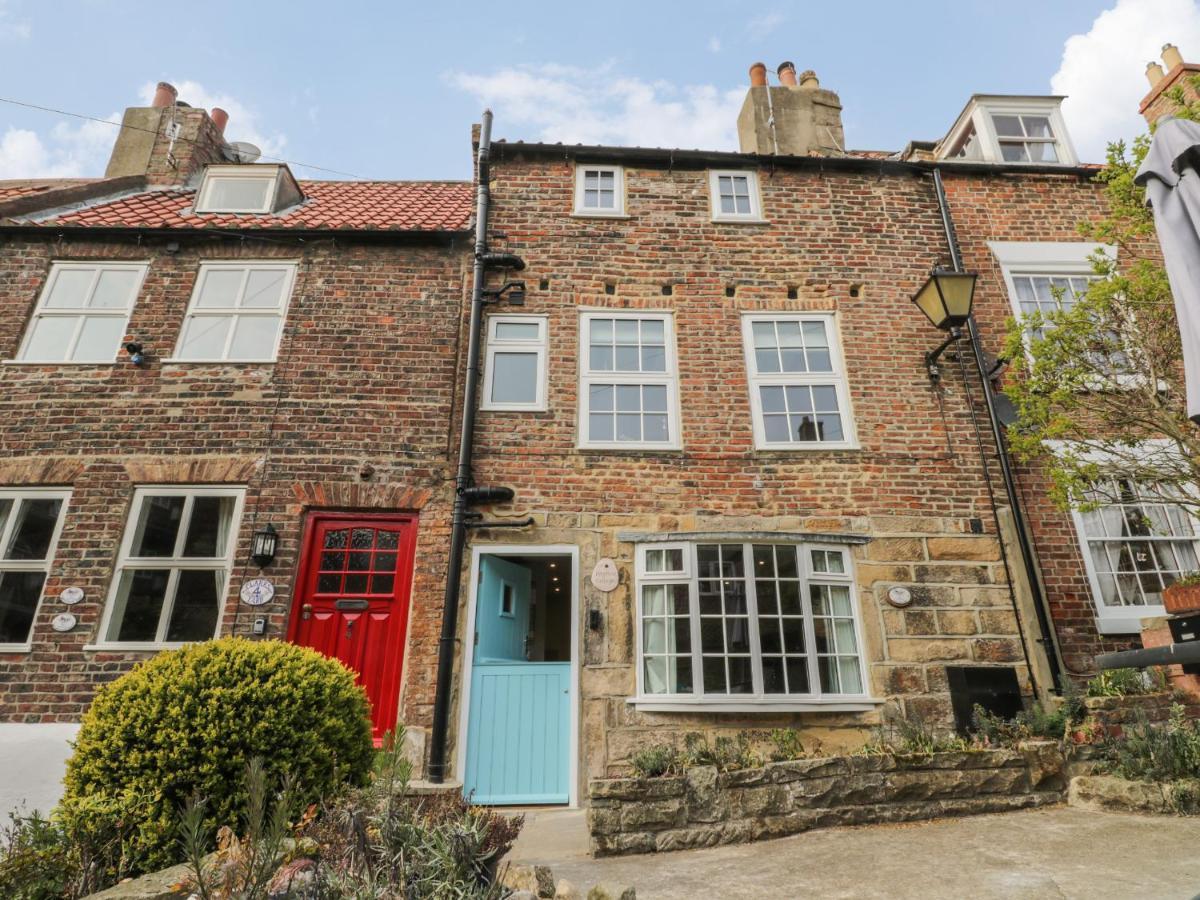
932, 168, 1065, 694
429, 110, 494, 783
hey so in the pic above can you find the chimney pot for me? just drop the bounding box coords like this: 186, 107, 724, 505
749, 62, 768, 87
151, 82, 178, 109
799, 69, 820, 90
1146, 60, 1167, 87
777, 61, 798, 86
1162, 42, 1184, 70
210, 107, 229, 135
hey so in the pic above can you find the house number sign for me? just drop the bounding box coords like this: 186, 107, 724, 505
240, 578, 275, 607
591, 558, 619, 593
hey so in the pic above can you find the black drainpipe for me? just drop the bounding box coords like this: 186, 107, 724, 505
429, 110, 505, 783
931, 168, 1065, 695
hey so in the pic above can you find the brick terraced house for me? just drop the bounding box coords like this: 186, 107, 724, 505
0, 56, 1190, 810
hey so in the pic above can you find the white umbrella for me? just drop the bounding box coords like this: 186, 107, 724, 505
1136, 116, 1200, 423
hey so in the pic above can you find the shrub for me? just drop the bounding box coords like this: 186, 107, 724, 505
766, 728, 809, 762
1086, 667, 1160, 698
972, 692, 1085, 747
1106, 704, 1200, 785
304, 728, 521, 897
681, 732, 760, 771
62, 638, 373, 874
630, 744, 679, 778
859, 710, 969, 757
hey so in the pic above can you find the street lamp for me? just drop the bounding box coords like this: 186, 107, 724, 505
911, 267, 978, 380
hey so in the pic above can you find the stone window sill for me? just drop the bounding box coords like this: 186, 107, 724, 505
627, 695, 883, 713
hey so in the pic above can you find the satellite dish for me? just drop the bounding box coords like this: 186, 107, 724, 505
226, 141, 262, 164
994, 391, 1020, 428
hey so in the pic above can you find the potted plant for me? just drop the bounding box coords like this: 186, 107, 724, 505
1164, 572, 1200, 615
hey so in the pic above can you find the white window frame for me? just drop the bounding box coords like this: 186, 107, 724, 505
90, 486, 245, 650
1054, 440, 1199, 634
194, 166, 282, 214
0, 489, 70, 652
169, 261, 298, 363
14, 262, 148, 364
573, 164, 626, 217
631, 540, 877, 712
481, 314, 548, 411
577, 310, 681, 451
708, 170, 765, 223
741, 312, 857, 450
938, 97, 1078, 165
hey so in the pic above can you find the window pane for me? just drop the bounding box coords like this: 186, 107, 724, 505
643, 618, 667, 653
616, 384, 641, 412
178, 315, 233, 359
227, 315, 282, 360
728, 656, 753, 693
0, 571, 46, 644
641, 344, 666, 372
589, 413, 614, 442
643, 385, 667, 412
590, 384, 614, 411
991, 115, 1023, 137
242, 270, 287, 308
614, 345, 640, 370
495, 322, 540, 340
490, 352, 539, 404
616, 414, 641, 441
204, 176, 273, 211
590, 344, 614, 370
182, 496, 234, 558
166, 569, 222, 641
45, 269, 93, 308
21, 317, 75, 361
71, 316, 126, 361
643, 583, 667, 615
590, 319, 613, 342
109, 568, 169, 642
196, 270, 243, 308
90, 269, 139, 309
131, 496, 185, 557
1028, 141, 1058, 163
1000, 142, 1029, 162
645, 548, 682, 575
5, 499, 63, 560
1023, 116, 1052, 138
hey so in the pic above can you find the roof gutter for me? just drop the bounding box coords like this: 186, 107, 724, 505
0, 224, 469, 242
487, 141, 1100, 179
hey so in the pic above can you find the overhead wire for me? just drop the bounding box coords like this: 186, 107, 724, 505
0, 95, 365, 180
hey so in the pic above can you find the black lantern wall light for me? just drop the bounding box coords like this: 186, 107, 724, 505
911, 266, 977, 380
250, 523, 278, 567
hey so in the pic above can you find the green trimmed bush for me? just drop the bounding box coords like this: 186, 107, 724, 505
61, 638, 373, 874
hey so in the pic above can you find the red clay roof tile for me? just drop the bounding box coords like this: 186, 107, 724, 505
12, 180, 473, 232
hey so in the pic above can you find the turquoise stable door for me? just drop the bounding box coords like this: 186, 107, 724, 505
464, 555, 571, 805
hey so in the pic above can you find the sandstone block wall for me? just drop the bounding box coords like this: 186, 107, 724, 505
587, 744, 1066, 856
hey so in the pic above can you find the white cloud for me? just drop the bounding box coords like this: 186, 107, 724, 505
1051, 0, 1200, 162
745, 11, 785, 39
0, 0, 30, 41
0, 113, 119, 178
0, 80, 288, 179
446, 62, 744, 150
139, 80, 287, 161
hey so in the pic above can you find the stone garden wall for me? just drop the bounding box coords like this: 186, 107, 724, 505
587, 744, 1066, 856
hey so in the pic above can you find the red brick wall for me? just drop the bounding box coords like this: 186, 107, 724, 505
0, 233, 468, 724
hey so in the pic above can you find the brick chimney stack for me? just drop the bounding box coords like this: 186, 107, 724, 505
737, 61, 845, 156
1141, 43, 1200, 125
104, 81, 230, 186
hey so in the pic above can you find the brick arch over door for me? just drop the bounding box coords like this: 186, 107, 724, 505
288, 482, 435, 511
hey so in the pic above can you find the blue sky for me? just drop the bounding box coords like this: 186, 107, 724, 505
1, 0, 1197, 180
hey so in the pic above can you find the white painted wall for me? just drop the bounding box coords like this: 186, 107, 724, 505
0, 723, 79, 816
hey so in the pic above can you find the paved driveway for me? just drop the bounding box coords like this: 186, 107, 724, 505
0, 723, 77, 817
509, 806, 1200, 899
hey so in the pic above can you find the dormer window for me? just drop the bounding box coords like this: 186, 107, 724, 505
938, 96, 1077, 165
194, 164, 303, 215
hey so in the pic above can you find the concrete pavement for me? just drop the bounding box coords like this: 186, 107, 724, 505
0, 723, 78, 817
508, 805, 1200, 899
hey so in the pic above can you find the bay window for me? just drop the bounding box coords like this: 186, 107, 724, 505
634, 540, 871, 710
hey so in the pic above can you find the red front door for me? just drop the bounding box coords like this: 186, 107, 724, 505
288, 513, 416, 742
